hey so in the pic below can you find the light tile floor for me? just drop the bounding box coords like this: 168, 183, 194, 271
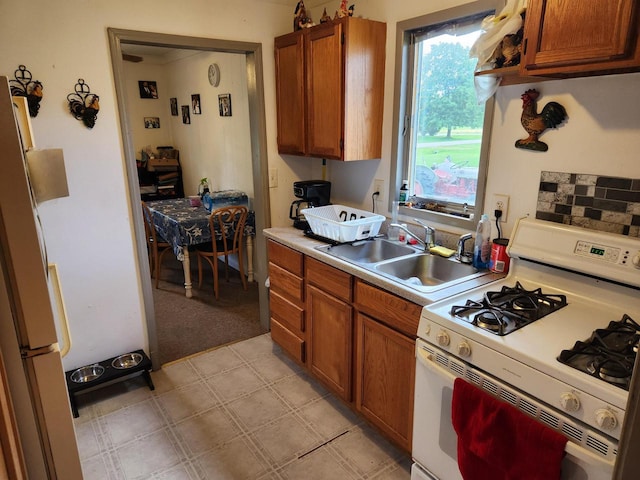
73, 333, 412, 479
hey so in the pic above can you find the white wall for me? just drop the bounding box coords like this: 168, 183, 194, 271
1, 0, 639, 369
124, 62, 173, 155
0, 0, 292, 370
165, 52, 253, 198
124, 51, 254, 200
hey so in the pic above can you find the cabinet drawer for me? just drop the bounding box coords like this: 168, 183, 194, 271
354, 280, 421, 337
270, 290, 304, 334
271, 318, 305, 364
269, 262, 304, 303
306, 257, 352, 302
268, 240, 303, 276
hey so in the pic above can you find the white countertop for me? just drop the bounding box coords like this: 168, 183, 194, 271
263, 227, 504, 306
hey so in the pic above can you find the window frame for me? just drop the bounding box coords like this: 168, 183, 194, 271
390, 0, 500, 230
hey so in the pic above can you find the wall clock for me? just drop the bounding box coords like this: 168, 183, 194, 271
208, 63, 220, 87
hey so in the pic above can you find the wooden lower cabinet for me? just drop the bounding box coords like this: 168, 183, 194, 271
267, 243, 419, 451
306, 284, 353, 401
355, 312, 415, 451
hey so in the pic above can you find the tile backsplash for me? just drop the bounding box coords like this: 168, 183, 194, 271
537, 171, 640, 237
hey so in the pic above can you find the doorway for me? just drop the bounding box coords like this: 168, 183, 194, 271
108, 28, 271, 370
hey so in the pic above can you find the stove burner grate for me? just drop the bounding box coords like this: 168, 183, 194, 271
558, 314, 638, 390
450, 281, 567, 336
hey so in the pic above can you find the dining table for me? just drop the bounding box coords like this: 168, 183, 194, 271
145, 191, 255, 298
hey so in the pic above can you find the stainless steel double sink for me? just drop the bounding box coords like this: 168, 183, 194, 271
316, 238, 489, 292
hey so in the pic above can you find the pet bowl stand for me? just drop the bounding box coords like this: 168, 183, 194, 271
64, 349, 154, 417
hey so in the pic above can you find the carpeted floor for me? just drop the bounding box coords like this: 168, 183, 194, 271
151, 256, 267, 365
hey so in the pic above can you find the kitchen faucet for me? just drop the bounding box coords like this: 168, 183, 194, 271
389, 220, 436, 252
456, 233, 473, 263
414, 218, 436, 249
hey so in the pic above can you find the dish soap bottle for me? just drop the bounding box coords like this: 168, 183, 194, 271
399, 179, 409, 205
473, 214, 491, 270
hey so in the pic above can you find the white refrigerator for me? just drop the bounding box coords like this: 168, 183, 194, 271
0, 76, 83, 478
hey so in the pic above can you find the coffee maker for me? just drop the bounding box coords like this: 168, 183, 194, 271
290, 180, 331, 230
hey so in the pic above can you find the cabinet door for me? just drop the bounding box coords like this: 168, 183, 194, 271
521, 0, 640, 75
355, 312, 415, 452
275, 32, 306, 155
306, 22, 344, 159
307, 284, 352, 401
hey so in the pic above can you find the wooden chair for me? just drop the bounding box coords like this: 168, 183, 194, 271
196, 205, 248, 299
141, 201, 172, 288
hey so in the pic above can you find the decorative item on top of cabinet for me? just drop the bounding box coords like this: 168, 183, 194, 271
515, 89, 567, 152
335, 0, 349, 19
274, 16, 386, 160
320, 8, 331, 24
293, 0, 313, 31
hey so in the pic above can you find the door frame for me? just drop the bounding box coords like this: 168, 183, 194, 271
107, 28, 271, 370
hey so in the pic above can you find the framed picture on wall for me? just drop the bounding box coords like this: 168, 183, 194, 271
218, 93, 232, 117
191, 94, 201, 114
144, 117, 160, 129
170, 97, 178, 116
138, 81, 158, 99
181, 105, 190, 124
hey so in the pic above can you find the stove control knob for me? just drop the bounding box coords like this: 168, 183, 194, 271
559, 392, 580, 412
632, 252, 640, 268
436, 331, 450, 347
595, 409, 618, 430
457, 341, 472, 358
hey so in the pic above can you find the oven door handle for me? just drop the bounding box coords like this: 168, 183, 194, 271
416, 343, 616, 472
416, 344, 457, 383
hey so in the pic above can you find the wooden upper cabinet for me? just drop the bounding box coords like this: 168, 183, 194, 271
306, 22, 344, 159
274, 33, 306, 156
274, 17, 386, 161
521, 0, 640, 76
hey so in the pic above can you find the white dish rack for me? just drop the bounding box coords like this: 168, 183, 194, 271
301, 205, 385, 243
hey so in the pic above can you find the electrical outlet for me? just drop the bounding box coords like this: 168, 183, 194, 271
373, 179, 384, 198
492, 194, 509, 222
268, 169, 278, 188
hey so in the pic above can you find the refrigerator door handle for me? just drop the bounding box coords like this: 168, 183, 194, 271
20, 345, 55, 359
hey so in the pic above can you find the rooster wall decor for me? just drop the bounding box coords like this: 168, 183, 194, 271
9, 65, 44, 117
67, 79, 100, 129
516, 89, 567, 152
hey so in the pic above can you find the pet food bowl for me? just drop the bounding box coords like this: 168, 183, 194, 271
111, 352, 143, 370
70, 364, 105, 383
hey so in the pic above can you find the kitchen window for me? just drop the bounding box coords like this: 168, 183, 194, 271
391, 2, 497, 229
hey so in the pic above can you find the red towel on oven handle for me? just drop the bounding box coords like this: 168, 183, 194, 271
451, 377, 568, 480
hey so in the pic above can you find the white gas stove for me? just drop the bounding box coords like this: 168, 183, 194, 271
412, 217, 640, 480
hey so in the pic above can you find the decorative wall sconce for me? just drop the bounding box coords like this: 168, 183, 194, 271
67, 79, 100, 129
9, 65, 44, 117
